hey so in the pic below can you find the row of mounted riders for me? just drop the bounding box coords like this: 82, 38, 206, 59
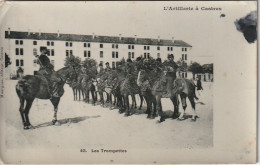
66, 58, 199, 123
16, 57, 199, 129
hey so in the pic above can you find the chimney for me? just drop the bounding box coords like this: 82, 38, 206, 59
172, 37, 174, 43
57, 30, 60, 37
134, 35, 137, 41
158, 36, 160, 42
28, 29, 30, 35
119, 34, 122, 40
92, 33, 95, 39
8, 27, 10, 35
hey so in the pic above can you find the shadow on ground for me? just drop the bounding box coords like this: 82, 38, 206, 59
34, 115, 101, 129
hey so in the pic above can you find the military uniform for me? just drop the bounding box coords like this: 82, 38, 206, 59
162, 55, 178, 96
37, 47, 62, 98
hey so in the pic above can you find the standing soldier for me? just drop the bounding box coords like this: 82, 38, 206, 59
163, 54, 178, 97
36, 47, 62, 98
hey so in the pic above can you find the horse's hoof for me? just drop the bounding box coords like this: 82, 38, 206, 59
177, 118, 185, 121
159, 117, 165, 122
149, 116, 155, 119
24, 126, 29, 130
55, 121, 61, 126
52, 120, 57, 125
124, 113, 129, 117
191, 116, 198, 122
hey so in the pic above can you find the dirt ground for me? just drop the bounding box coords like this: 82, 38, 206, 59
3, 80, 213, 150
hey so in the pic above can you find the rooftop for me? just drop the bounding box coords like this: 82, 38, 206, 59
5, 31, 192, 47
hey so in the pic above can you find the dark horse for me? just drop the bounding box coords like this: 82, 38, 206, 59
16, 67, 75, 129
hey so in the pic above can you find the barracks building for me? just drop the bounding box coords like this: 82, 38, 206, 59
4, 29, 192, 78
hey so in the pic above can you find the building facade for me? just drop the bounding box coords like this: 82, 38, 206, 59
4, 30, 192, 77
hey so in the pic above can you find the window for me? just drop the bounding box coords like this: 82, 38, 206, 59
88, 43, 91, 47
100, 61, 103, 65
171, 47, 173, 51
128, 45, 131, 49
84, 43, 87, 47
112, 52, 115, 58
66, 50, 69, 56
47, 41, 50, 46
16, 59, 19, 66
16, 48, 19, 55
51, 42, 54, 46
116, 52, 118, 58
84, 50, 87, 57
185, 54, 187, 60
100, 51, 103, 58
168, 47, 170, 51
157, 46, 160, 50
147, 46, 150, 50
132, 45, 134, 49
144, 46, 146, 50
20, 48, 23, 55
66, 42, 69, 47
182, 54, 184, 60
112, 44, 114, 48
19, 40, 23, 45
70, 50, 73, 56
132, 52, 134, 59
33, 48, 37, 56
185, 72, 187, 78
51, 49, 54, 56
144, 53, 147, 58
182, 73, 184, 78
33, 41, 37, 45
147, 53, 150, 58
100, 44, 103, 48
182, 48, 184, 51
116, 44, 118, 49
157, 53, 160, 58
20, 60, 24, 66
15, 40, 19, 45
128, 52, 131, 59
88, 51, 91, 57
70, 42, 73, 47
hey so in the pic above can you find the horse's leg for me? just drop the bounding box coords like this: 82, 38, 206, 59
19, 97, 26, 127
50, 97, 61, 125
24, 99, 34, 129
91, 89, 95, 105
178, 94, 187, 121
155, 95, 164, 122
188, 95, 197, 121
124, 94, 130, 116
139, 94, 143, 110
131, 94, 135, 109
78, 89, 81, 101
170, 94, 179, 119
73, 88, 75, 100
99, 91, 104, 106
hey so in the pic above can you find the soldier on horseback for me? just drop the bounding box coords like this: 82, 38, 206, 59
36, 47, 62, 98
163, 54, 178, 97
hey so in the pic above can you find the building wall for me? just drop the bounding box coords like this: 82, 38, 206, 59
5, 37, 192, 76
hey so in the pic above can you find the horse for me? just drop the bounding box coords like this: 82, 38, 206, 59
16, 67, 75, 129
137, 68, 179, 122
170, 78, 199, 121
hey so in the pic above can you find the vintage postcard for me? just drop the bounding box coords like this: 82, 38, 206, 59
0, 1, 257, 164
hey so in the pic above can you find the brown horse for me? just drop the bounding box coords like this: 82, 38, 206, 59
137, 69, 179, 122
16, 67, 75, 129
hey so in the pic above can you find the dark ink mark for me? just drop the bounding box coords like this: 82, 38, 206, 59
220, 13, 226, 18
235, 11, 257, 43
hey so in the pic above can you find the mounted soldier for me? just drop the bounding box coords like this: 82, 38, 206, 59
163, 54, 178, 97
36, 47, 62, 98
105, 62, 111, 72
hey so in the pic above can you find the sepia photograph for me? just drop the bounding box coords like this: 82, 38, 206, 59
0, 1, 257, 164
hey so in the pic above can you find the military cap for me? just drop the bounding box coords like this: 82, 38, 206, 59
99, 63, 103, 66
127, 58, 132, 63
167, 54, 174, 58
105, 62, 109, 65
40, 46, 48, 52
